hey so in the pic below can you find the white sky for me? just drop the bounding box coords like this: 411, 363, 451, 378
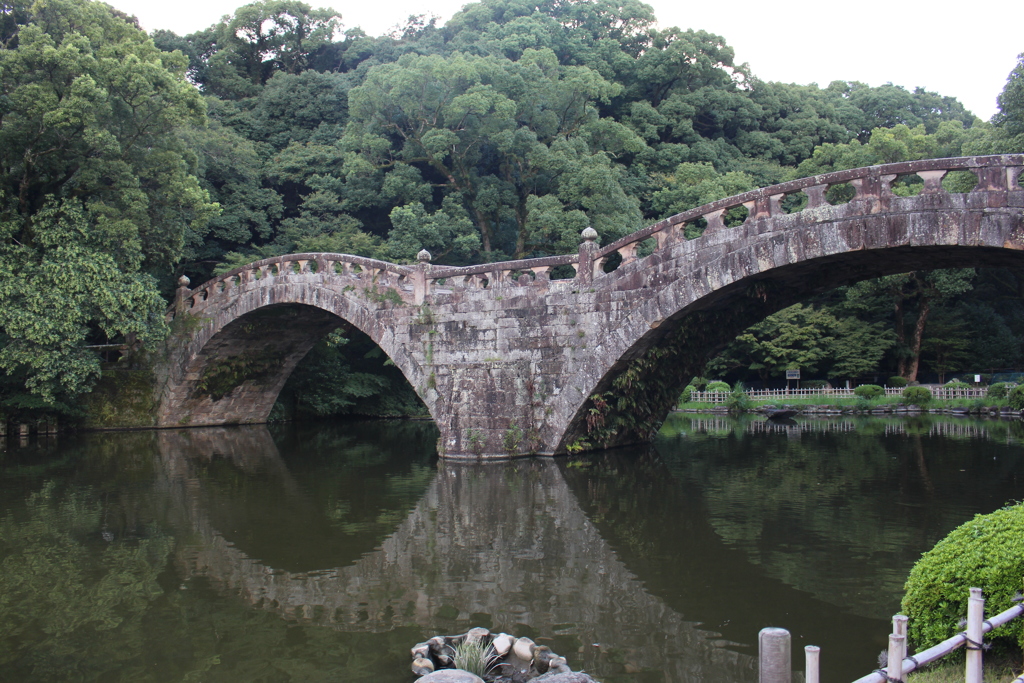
111, 0, 1021, 121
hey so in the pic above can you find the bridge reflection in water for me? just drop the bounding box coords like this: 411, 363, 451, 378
155, 426, 756, 682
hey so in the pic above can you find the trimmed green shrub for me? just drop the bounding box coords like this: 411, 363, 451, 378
802, 380, 829, 389
1009, 385, 1024, 410
945, 379, 970, 388
888, 376, 908, 388
989, 382, 1011, 399
726, 382, 752, 412
902, 386, 932, 404
853, 384, 884, 399
679, 385, 695, 405
706, 381, 730, 392
690, 377, 709, 391
901, 502, 1024, 651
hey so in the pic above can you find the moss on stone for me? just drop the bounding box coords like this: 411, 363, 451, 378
80, 361, 159, 429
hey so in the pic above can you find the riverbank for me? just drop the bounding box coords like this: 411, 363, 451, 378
906, 653, 1021, 682
677, 396, 1022, 418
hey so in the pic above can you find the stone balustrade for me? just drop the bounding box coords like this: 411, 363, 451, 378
168, 155, 1024, 316
155, 154, 1024, 458
170, 253, 415, 319
590, 153, 1024, 271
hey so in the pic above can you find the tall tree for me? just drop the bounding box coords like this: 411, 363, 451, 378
341, 48, 644, 258
0, 0, 215, 405
844, 270, 975, 382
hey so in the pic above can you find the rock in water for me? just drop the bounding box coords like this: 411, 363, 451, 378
466, 627, 490, 644
532, 672, 600, 683
491, 633, 514, 656
533, 645, 554, 673
411, 657, 435, 676
417, 671, 485, 683
512, 636, 536, 661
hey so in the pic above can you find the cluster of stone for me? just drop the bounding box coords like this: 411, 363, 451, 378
411, 627, 599, 683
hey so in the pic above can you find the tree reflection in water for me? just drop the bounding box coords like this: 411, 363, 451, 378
0, 415, 1020, 682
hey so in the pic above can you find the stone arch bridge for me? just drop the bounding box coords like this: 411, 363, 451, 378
156, 155, 1024, 458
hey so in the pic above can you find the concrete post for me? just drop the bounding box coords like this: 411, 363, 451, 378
576, 227, 599, 287
759, 627, 791, 683
965, 587, 984, 683
804, 645, 820, 683
893, 614, 908, 672
887, 634, 905, 682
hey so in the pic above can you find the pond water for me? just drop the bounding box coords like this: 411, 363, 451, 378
1, 414, 1022, 682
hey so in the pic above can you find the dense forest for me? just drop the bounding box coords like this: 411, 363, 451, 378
2, 0, 1024, 421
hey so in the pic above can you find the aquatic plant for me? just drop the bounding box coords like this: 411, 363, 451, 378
452, 639, 498, 677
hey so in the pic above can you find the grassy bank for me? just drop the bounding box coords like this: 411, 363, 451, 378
906, 653, 1021, 682
677, 394, 1017, 415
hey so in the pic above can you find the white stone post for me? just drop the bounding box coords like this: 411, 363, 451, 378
965, 587, 984, 683
804, 645, 819, 683
759, 627, 791, 683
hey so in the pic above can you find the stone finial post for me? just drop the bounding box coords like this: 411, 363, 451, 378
174, 275, 191, 315
576, 227, 599, 287
414, 249, 431, 305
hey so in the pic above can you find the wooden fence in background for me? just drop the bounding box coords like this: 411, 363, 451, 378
690, 386, 990, 404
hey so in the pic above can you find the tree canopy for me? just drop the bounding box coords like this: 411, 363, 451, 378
4, 0, 1024, 416
0, 0, 214, 407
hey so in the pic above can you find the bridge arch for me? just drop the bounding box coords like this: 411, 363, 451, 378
156, 156, 1024, 457
156, 256, 435, 428
548, 181, 1024, 452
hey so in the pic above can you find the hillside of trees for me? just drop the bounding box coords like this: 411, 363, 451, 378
2, 0, 1024, 421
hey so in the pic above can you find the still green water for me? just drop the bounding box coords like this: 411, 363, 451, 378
0, 414, 1021, 682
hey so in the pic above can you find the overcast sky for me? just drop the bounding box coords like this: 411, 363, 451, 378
110, 0, 1021, 121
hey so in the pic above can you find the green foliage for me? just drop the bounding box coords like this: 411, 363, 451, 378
1008, 385, 1024, 411
888, 376, 909, 388
197, 349, 282, 400
988, 382, 1012, 399
678, 385, 695, 405
565, 438, 590, 454
853, 384, 884, 399
726, 382, 752, 413
364, 286, 404, 306
994, 53, 1024, 147
79, 363, 158, 429
276, 328, 425, 418
902, 386, 933, 404
708, 303, 893, 384
502, 422, 523, 455
451, 639, 497, 677
0, 0, 215, 407
901, 502, 1024, 651
178, 0, 342, 99
0, 202, 171, 404
2, 0, 1006, 420
387, 197, 480, 263
705, 380, 730, 392
466, 428, 485, 455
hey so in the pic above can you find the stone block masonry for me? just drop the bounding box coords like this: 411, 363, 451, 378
155, 156, 1024, 458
